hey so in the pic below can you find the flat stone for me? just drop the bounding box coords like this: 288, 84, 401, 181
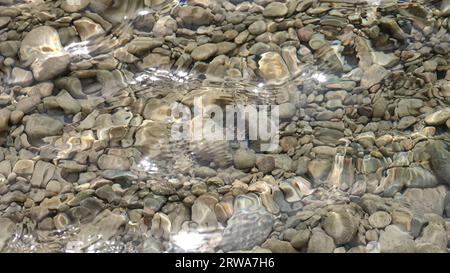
19, 26, 68, 81
307, 228, 336, 253
10, 67, 33, 86
248, 20, 266, 35
0, 40, 20, 57
68, 209, 126, 250
126, 37, 163, 55
61, 0, 90, 12
360, 64, 388, 89
0, 217, 15, 251
379, 225, 415, 253
424, 108, 450, 126
323, 206, 359, 245
403, 186, 447, 216
368, 211, 392, 229
0, 16, 10, 28
32, 53, 70, 81
258, 52, 290, 84
74, 17, 105, 41
31, 161, 56, 187
261, 238, 298, 253
13, 159, 34, 176
191, 43, 218, 61
25, 114, 64, 140
263, 2, 288, 17
56, 90, 82, 114
290, 229, 311, 250
98, 154, 131, 171
234, 148, 256, 170
191, 193, 218, 230
178, 6, 213, 27
0, 109, 11, 132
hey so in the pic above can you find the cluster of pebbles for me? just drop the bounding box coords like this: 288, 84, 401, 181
0, 0, 450, 253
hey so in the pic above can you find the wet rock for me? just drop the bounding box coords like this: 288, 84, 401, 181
403, 186, 447, 216
191, 181, 207, 195
0, 41, 20, 57
263, 2, 288, 17
144, 193, 167, 212
258, 52, 290, 84
191, 193, 218, 230
379, 225, 415, 253
443, 190, 450, 218
54, 90, 82, 114
256, 156, 275, 174
416, 222, 447, 252
69, 209, 126, 249
98, 154, 130, 171
95, 185, 121, 204
216, 42, 236, 55
191, 43, 218, 61
25, 114, 63, 140
307, 159, 332, 184
74, 17, 105, 41
0, 16, 10, 28
381, 166, 439, 197
19, 26, 69, 81
12, 159, 34, 176
150, 212, 171, 240
0, 217, 15, 251
290, 229, 311, 250
126, 37, 163, 55
297, 26, 314, 42
396, 99, 423, 117
427, 141, 450, 186
368, 211, 392, 229
1, 191, 27, 204
0, 109, 11, 132
322, 205, 359, 245
61, 0, 90, 12
55, 77, 85, 99
441, 0, 450, 16
307, 227, 336, 253
261, 238, 297, 253
152, 15, 177, 37
34, 54, 70, 82
360, 64, 388, 89
10, 67, 33, 86
150, 181, 176, 196
234, 148, 256, 170
53, 213, 70, 230
424, 108, 450, 126
215, 196, 234, 223
178, 6, 213, 28
248, 20, 266, 35
141, 53, 171, 69
220, 194, 273, 252
31, 161, 56, 187
193, 167, 217, 178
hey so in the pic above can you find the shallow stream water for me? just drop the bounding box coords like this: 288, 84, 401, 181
0, 0, 449, 253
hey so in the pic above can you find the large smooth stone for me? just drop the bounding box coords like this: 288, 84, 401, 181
258, 52, 290, 84
403, 186, 447, 216
322, 205, 359, 245
19, 26, 69, 81
360, 64, 388, 89
424, 108, 450, 126
381, 166, 439, 197
0, 218, 15, 251
379, 225, 415, 253
25, 114, 64, 140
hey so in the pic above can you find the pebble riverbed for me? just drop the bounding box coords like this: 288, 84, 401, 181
0, 0, 450, 253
